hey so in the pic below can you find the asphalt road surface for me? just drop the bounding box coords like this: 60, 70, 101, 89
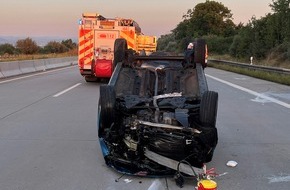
0, 65, 290, 190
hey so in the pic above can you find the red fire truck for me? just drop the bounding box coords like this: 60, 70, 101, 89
78, 13, 157, 82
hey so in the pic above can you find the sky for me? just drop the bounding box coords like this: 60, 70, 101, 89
0, 0, 273, 39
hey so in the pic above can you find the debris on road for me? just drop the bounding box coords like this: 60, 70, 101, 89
226, 160, 238, 167
197, 179, 217, 190
124, 179, 132, 183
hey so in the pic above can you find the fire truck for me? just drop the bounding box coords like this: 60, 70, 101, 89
78, 13, 157, 82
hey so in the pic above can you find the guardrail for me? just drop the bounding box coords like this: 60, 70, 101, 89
0, 56, 77, 79
208, 59, 290, 75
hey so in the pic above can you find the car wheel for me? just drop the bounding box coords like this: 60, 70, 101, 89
199, 91, 218, 127
194, 39, 206, 67
113, 38, 128, 67
99, 85, 116, 136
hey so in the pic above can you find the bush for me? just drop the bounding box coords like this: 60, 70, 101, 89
43, 41, 67, 54
203, 35, 233, 54
0, 43, 16, 55
16, 38, 38, 54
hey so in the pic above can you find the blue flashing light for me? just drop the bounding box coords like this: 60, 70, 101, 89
78, 19, 82, 25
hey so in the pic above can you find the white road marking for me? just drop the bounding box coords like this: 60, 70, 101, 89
268, 175, 290, 183
206, 74, 290, 109
251, 96, 272, 104
148, 179, 163, 190
53, 83, 81, 97
0, 66, 77, 84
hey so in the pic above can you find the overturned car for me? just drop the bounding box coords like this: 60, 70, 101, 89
98, 39, 218, 177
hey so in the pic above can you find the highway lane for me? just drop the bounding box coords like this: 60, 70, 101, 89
0, 66, 101, 190
206, 68, 290, 189
0, 66, 290, 189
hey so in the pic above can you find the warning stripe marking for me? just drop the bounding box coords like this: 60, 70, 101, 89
120, 31, 135, 49
79, 43, 94, 55
79, 34, 93, 46
79, 28, 94, 63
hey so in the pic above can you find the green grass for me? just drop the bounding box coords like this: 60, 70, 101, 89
208, 63, 290, 86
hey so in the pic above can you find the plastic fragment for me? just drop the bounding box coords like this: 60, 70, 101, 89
218, 172, 228, 177
124, 179, 132, 183
226, 160, 238, 167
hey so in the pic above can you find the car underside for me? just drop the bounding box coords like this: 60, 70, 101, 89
98, 39, 218, 177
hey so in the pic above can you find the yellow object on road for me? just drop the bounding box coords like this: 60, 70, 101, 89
197, 179, 217, 190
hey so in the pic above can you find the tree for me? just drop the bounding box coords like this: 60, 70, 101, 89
204, 35, 234, 55
169, 1, 236, 52
270, 0, 290, 42
157, 0, 289, 62
43, 41, 66, 53
229, 25, 253, 58
61, 39, 76, 50
171, 20, 194, 52
157, 33, 179, 53
16, 38, 38, 54
187, 1, 236, 37
229, 0, 290, 61
0, 43, 16, 55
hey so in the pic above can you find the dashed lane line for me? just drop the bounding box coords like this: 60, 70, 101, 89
53, 83, 82, 97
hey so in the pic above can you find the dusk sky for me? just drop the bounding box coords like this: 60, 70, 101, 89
1, 0, 273, 39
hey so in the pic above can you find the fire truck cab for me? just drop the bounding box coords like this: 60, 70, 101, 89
78, 13, 157, 82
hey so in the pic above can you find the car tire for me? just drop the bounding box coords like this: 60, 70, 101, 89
85, 76, 98, 82
113, 38, 128, 67
194, 39, 206, 67
91, 59, 96, 75
99, 85, 116, 136
205, 149, 215, 163
199, 91, 218, 127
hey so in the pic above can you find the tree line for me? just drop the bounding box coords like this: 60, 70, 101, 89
0, 38, 77, 56
157, 0, 290, 63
